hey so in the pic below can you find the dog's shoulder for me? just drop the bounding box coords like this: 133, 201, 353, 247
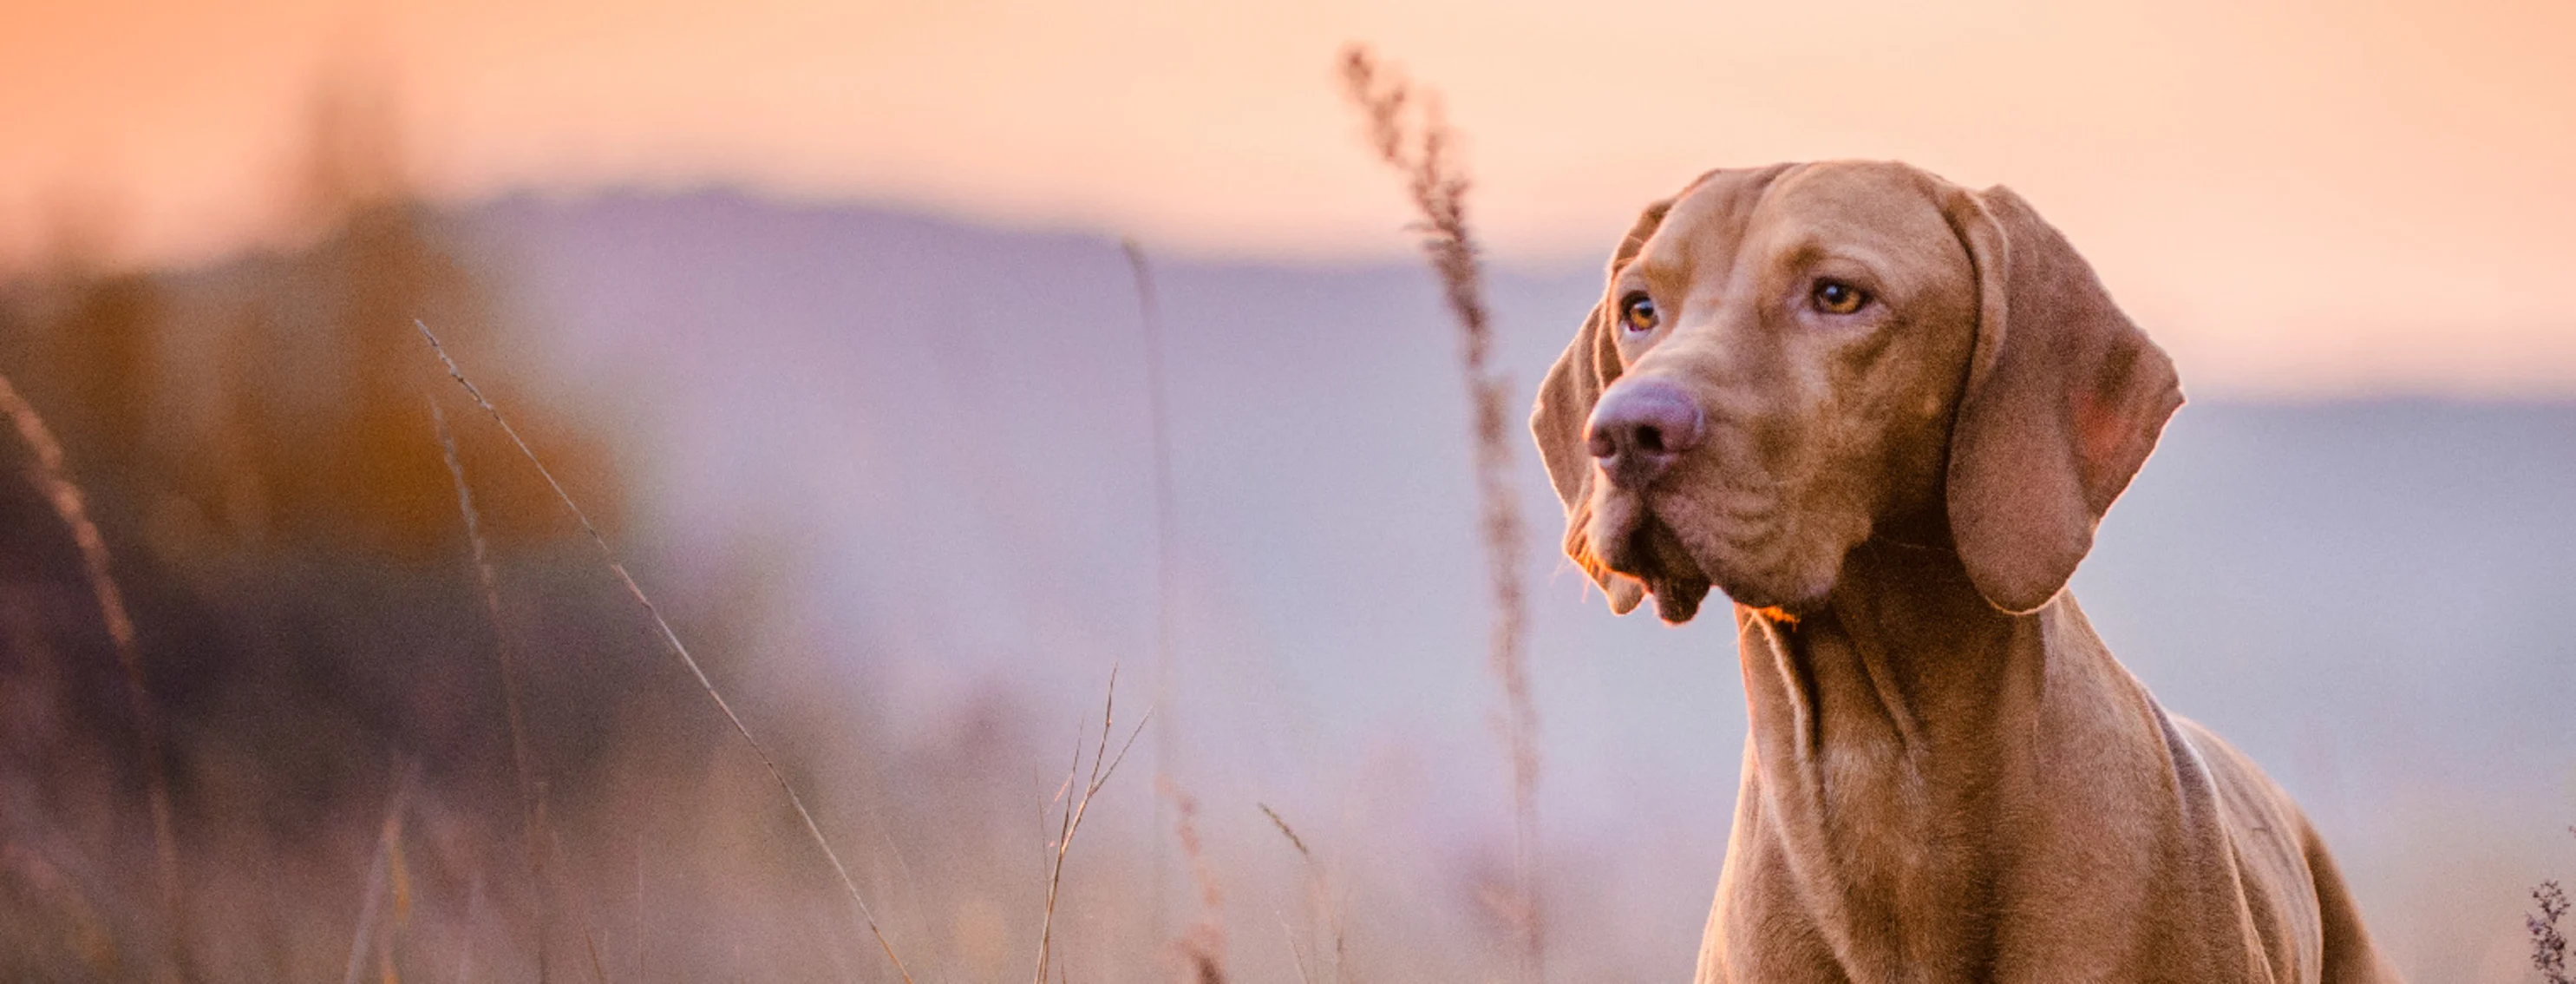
2166, 712, 2334, 976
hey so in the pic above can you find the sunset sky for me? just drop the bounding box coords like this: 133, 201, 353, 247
6, 0, 2573, 394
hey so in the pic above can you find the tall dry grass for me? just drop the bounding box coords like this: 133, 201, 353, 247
1261, 802, 1346, 984
0, 364, 186, 981
337, 761, 417, 984
432, 400, 558, 979
2533, 827, 2576, 982
1123, 236, 1186, 951
1034, 670, 1150, 983
1339, 43, 1545, 983
2534, 879, 2570, 983
1161, 776, 1228, 982
418, 318, 917, 982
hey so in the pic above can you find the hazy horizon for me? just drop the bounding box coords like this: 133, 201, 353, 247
9, 0, 2576, 395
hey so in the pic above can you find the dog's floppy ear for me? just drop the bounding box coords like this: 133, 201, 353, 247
1941, 185, 2183, 614
1532, 198, 1670, 614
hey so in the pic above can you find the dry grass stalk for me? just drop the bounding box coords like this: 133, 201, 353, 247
1035, 669, 1154, 984
1337, 43, 1542, 982
1281, 921, 1314, 984
1256, 804, 1308, 858
2537, 881, 2572, 984
432, 399, 560, 980
2535, 827, 2576, 984
1121, 236, 1186, 950
340, 764, 418, 984
2, 841, 122, 977
1258, 803, 1345, 984
1158, 776, 1227, 984
414, 319, 915, 983
451, 874, 487, 984
0, 367, 189, 979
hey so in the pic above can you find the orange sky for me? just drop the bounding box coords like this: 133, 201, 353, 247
6, 0, 2574, 395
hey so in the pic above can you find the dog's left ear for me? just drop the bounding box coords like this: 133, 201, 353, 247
1531, 198, 1670, 614
1940, 185, 2184, 614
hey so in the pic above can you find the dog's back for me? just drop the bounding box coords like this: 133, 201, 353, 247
2174, 715, 2401, 982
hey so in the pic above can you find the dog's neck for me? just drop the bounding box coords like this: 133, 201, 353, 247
1724, 516, 2147, 967
1738, 528, 2036, 758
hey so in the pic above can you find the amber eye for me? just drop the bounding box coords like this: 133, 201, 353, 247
1812, 280, 1869, 315
1620, 292, 1659, 333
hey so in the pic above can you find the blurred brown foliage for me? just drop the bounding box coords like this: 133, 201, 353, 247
0, 81, 1150, 983
0, 83, 653, 978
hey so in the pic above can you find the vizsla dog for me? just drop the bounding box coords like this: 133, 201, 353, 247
1532, 161, 2397, 982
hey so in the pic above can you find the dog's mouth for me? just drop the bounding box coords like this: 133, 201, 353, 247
1594, 495, 1714, 624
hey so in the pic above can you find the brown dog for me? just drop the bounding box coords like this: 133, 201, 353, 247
1532, 161, 2398, 982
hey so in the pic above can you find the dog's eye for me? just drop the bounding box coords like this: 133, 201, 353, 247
1811, 280, 1869, 315
1620, 292, 1659, 333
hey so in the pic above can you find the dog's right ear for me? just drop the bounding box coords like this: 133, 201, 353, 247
1531, 198, 1670, 614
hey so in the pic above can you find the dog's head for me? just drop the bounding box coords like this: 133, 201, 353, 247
1532, 161, 2182, 623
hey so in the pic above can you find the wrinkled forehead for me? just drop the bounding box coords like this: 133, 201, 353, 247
1635, 161, 1957, 279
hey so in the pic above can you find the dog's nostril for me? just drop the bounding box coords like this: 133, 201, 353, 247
1635, 426, 1664, 455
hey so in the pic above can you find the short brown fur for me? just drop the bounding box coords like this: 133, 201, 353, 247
1533, 161, 2398, 982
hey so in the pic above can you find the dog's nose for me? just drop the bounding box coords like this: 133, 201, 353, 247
1587, 380, 1703, 486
